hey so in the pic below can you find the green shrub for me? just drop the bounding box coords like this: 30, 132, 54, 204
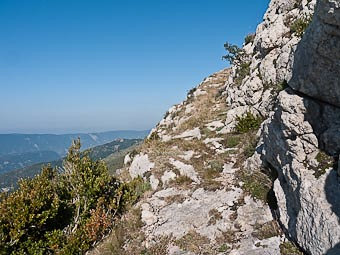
243, 137, 259, 158
290, 14, 312, 37
244, 33, 255, 45
171, 176, 192, 187
253, 221, 280, 240
203, 160, 224, 180
239, 170, 272, 202
280, 241, 303, 255
224, 135, 241, 148
0, 166, 63, 254
234, 112, 262, 134
0, 139, 144, 255
277, 80, 288, 92
222, 42, 245, 65
218, 244, 229, 252
313, 151, 334, 178
234, 61, 251, 86
222, 41, 251, 86
147, 131, 160, 141
264, 80, 288, 93
187, 87, 197, 97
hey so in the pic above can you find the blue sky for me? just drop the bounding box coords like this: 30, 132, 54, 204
0, 0, 270, 134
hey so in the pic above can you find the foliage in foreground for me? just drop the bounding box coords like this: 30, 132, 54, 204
0, 139, 145, 255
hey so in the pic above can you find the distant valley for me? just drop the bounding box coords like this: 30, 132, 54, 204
0, 150, 60, 175
0, 130, 148, 157
0, 130, 148, 190
0, 138, 142, 190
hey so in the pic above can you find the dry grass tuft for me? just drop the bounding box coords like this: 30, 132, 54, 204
175, 230, 211, 254
90, 208, 145, 255
252, 220, 281, 240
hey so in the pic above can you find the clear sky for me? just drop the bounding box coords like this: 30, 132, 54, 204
0, 0, 270, 134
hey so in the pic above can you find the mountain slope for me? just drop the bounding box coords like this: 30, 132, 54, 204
92, 69, 290, 254
91, 0, 340, 254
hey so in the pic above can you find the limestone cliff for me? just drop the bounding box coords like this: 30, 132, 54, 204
91, 0, 340, 254
263, 0, 340, 254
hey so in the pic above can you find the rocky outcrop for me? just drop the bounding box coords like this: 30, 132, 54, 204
262, 89, 340, 254
261, 0, 340, 254
221, 0, 340, 253
289, 0, 340, 107
224, 0, 315, 130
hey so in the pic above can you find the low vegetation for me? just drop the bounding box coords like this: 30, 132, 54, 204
280, 241, 304, 255
0, 139, 147, 255
208, 209, 223, 225
187, 87, 197, 98
263, 80, 288, 93
234, 61, 251, 86
244, 33, 255, 45
234, 112, 262, 134
243, 136, 259, 158
223, 135, 241, 148
290, 14, 312, 37
147, 131, 160, 142
170, 175, 193, 188
312, 151, 334, 178
252, 221, 280, 240
92, 208, 145, 255
238, 168, 273, 202
222, 42, 251, 86
222, 42, 245, 65
175, 230, 210, 254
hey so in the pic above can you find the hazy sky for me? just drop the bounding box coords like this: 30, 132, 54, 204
0, 0, 270, 134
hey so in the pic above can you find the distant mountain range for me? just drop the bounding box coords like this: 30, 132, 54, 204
0, 138, 142, 190
0, 151, 60, 175
0, 130, 149, 157
0, 130, 148, 178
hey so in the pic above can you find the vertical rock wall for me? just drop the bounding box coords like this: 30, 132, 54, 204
224, 0, 340, 254
261, 0, 340, 254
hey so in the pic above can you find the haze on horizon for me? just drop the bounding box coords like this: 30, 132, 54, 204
0, 0, 270, 134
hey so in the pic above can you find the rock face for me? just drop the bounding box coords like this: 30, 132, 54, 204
129, 153, 155, 179
225, 0, 316, 130
262, 0, 340, 254
263, 89, 340, 254
289, 0, 340, 107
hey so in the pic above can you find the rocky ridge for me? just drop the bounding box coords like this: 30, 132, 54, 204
93, 69, 287, 255
91, 0, 340, 254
